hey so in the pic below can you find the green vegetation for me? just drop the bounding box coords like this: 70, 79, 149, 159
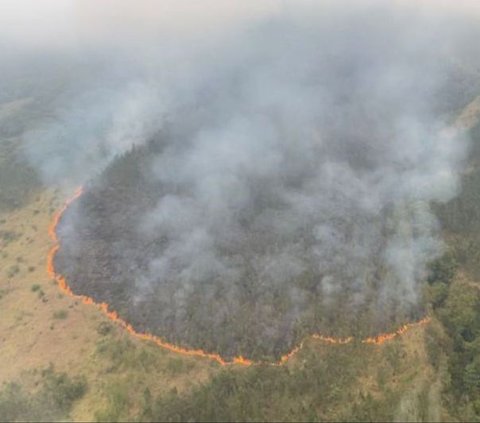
0, 230, 19, 246
425, 253, 480, 420
133, 341, 425, 422
423, 120, 480, 420
86, 324, 433, 422
31, 284, 46, 299
31, 284, 41, 292
6, 264, 20, 278
52, 310, 68, 320
95, 337, 167, 374
435, 122, 480, 280
0, 138, 42, 213
96, 321, 113, 336
0, 366, 87, 422
94, 382, 131, 422
0, 288, 9, 300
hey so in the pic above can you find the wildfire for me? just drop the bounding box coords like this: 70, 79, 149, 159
46, 187, 431, 367
361, 317, 431, 345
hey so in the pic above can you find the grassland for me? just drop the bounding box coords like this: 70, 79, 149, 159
0, 188, 220, 421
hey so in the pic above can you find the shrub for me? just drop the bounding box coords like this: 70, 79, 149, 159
428, 253, 458, 285
97, 321, 113, 336
52, 310, 68, 320
31, 284, 41, 292
41, 366, 87, 412
6, 265, 20, 278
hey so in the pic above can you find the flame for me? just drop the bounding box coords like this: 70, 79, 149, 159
46, 187, 431, 367
361, 317, 431, 345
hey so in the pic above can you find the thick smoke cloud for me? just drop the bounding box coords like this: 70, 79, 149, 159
5, 1, 480, 342
134, 16, 467, 312
10, 1, 478, 187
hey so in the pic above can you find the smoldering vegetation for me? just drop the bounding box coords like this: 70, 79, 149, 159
51, 6, 480, 360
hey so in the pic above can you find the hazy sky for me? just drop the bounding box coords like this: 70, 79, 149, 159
0, 0, 279, 48
2, 0, 480, 49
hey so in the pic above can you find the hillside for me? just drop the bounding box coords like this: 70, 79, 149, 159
0, 91, 479, 421
2, 2, 480, 420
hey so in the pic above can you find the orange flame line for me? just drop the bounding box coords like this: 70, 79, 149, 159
360, 317, 431, 345
46, 188, 431, 367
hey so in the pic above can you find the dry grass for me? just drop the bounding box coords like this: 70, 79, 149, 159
0, 189, 219, 420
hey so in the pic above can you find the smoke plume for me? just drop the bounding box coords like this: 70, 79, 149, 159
5, 0, 480, 356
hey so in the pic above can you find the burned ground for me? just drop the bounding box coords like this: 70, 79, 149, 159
55, 137, 425, 361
